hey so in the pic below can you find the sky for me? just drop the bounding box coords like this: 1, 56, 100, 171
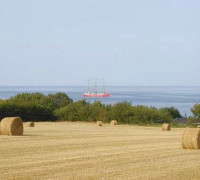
0, 0, 199, 86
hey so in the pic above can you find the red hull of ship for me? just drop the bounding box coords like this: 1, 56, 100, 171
83, 93, 110, 97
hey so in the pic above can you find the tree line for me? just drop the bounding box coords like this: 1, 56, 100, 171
0, 92, 199, 124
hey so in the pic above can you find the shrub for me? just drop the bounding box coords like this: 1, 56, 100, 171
188, 116, 200, 124
187, 104, 200, 123
54, 100, 108, 122
8, 93, 51, 107
131, 106, 173, 124
191, 104, 200, 119
47, 93, 73, 110
54, 101, 173, 124
0, 92, 178, 125
109, 102, 133, 123
0, 93, 73, 121
0, 101, 54, 121
8, 92, 73, 111
0, 99, 4, 104
160, 107, 182, 119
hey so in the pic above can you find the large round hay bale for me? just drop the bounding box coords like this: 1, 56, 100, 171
182, 128, 200, 149
197, 125, 200, 128
111, 120, 117, 125
162, 123, 171, 131
0, 117, 23, 136
26, 122, 34, 127
97, 121, 103, 126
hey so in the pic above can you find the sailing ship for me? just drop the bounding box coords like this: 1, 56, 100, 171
83, 79, 111, 97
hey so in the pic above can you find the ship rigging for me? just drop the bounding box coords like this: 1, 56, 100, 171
83, 79, 111, 97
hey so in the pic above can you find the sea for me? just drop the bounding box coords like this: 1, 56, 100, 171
0, 86, 199, 116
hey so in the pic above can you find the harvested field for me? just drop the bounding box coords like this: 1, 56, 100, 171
0, 122, 200, 180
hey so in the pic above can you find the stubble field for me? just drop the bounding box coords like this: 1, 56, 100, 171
0, 122, 200, 180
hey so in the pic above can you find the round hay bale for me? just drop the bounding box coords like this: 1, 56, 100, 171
0, 117, 23, 136
162, 123, 171, 131
26, 122, 34, 127
182, 128, 200, 149
111, 120, 117, 125
97, 121, 103, 126
197, 125, 200, 128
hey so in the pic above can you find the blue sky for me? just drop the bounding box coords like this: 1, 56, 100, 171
0, 0, 199, 86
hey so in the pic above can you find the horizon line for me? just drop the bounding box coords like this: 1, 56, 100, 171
0, 85, 200, 87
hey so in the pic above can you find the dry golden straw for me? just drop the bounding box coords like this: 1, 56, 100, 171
1, 122, 200, 179
0, 117, 23, 136
162, 123, 171, 131
182, 128, 200, 150
111, 120, 117, 125
26, 122, 35, 127
97, 121, 103, 126
0, 123, 1, 135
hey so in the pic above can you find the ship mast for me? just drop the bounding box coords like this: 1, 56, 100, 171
103, 78, 105, 93
95, 79, 97, 94
83, 78, 110, 97
87, 80, 90, 93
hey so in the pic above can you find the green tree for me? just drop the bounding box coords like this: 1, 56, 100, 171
48, 93, 73, 110
188, 116, 198, 124
8, 93, 51, 108
109, 102, 133, 123
89, 101, 108, 122
191, 104, 200, 119
0, 102, 54, 121
160, 107, 182, 119
0, 92, 73, 121
131, 106, 172, 124
188, 104, 200, 123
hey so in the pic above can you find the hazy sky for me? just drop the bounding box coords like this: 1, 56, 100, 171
0, 0, 199, 86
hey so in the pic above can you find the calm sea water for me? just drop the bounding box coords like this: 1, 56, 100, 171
0, 86, 199, 116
